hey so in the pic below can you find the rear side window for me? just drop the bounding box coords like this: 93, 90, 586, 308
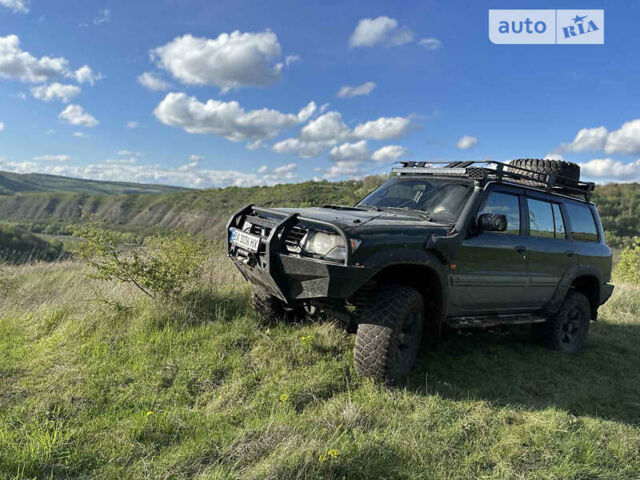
480, 192, 520, 234
565, 203, 598, 242
527, 199, 555, 238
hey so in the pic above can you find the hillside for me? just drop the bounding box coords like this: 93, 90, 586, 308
1, 257, 639, 479
0, 177, 385, 238
0, 176, 638, 245
0, 171, 189, 196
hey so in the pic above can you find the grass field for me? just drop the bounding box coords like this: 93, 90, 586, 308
1, 255, 639, 479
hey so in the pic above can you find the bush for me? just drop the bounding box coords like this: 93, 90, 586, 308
0, 224, 65, 264
614, 237, 640, 285
76, 223, 208, 299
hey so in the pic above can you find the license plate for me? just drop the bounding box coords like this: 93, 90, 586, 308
230, 228, 260, 252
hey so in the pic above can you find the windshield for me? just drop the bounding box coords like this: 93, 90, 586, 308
357, 176, 472, 223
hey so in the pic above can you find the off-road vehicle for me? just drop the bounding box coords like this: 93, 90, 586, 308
227, 159, 614, 382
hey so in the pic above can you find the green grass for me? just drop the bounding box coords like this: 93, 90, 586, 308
0, 258, 639, 479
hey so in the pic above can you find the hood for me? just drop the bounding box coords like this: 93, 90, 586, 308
274, 206, 446, 232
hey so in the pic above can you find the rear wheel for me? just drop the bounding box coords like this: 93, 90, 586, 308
354, 286, 424, 383
533, 290, 591, 353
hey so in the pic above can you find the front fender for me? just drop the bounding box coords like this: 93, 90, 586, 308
361, 248, 450, 329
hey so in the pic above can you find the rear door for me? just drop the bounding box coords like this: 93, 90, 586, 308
449, 185, 530, 314
522, 194, 576, 308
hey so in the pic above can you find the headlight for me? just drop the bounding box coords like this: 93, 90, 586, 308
302, 231, 362, 261
303, 231, 344, 256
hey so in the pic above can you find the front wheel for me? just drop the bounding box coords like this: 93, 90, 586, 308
251, 287, 286, 325
534, 290, 591, 353
354, 286, 424, 383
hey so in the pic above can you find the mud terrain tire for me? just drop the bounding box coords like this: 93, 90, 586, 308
508, 158, 580, 186
251, 287, 286, 325
533, 290, 591, 353
354, 286, 424, 383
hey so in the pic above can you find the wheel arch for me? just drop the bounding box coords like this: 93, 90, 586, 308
547, 264, 603, 320
570, 275, 600, 320
354, 254, 449, 336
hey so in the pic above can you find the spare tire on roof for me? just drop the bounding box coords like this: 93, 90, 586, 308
507, 158, 580, 186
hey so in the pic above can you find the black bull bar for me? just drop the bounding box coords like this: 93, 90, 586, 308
226, 204, 364, 303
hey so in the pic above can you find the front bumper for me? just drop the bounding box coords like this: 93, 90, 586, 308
600, 282, 614, 305
227, 205, 373, 303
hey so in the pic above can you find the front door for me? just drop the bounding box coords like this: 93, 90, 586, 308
449, 188, 529, 315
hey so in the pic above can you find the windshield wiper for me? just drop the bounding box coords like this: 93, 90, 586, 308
379, 206, 432, 221
354, 204, 382, 212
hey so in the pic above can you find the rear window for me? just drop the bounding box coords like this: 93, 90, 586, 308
565, 203, 598, 242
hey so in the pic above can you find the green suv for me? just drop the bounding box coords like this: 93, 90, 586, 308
227, 159, 614, 382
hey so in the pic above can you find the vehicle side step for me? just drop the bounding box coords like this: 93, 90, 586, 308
447, 313, 547, 329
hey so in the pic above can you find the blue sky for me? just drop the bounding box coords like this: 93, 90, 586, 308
0, 0, 639, 188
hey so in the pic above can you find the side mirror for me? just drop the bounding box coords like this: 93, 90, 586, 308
478, 213, 508, 232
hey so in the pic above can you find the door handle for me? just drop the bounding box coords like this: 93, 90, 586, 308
515, 245, 527, 254
565, 250, 575, 257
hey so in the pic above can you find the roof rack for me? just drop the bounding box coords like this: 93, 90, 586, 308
391, 160, 595, 202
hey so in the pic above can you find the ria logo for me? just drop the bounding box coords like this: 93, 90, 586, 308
489, 10, 604, 44
561, 14, 599, 39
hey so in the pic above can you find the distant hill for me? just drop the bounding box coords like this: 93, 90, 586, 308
0, 177, 386, 238
0, 171, 189, 195
0, 173, 638, 247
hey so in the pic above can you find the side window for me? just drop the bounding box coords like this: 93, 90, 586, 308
565, 203, 598, 242
527, 198, 555, 238
480, 192, 520, 234
552, 204, 566, 239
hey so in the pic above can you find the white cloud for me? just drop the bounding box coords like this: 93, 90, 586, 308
32, 154, 70, 162
324, 160, 363, 179
544, 153, 564, 161
0, 34, 69, 83
31, 82, 81, 103
126, 121, 139, 129
94, 9, 111, 25
349, 16, 414, 48
273, 111, 414, 159
558, 120, 640, 155
336, 81, 376, 99
329, 140, 370, 163
371, 145, 408, 163
560, 126, 607, 153
0, 122, 4, 132
154, 92, 314, 142
272, 111, 350, 158
604, 119, 640, 155
272, 138, 334, 158
0, 158, 299, 189
189, 154, 204, 162
72, 131, 87, 138
74, 65, 102, 85
456, 135, 478, 150
138, 71, 170, 91
152, 31, 285, 92
285, 54, 300, 66
419, 38, 443, 50
117, 150, 142, 157
0, 0, 29, 13
353, 116, 413, 140
580, 158, 640, 182
58, 104, 98, 127
300, 111, 350, 141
